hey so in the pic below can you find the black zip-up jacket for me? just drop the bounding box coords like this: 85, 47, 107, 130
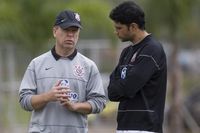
107, 35, 167, 133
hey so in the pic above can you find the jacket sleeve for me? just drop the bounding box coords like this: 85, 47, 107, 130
107, 48, 129, 101
86, 63, 107, 114
108, 55, 158, 101
107, 66, 125, 101
18, 61, 36, 111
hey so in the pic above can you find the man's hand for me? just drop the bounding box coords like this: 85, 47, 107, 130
60, 97, 92, 114
60, 99, 77, 112
44, 85, 70, 102
31, 81, 69, 110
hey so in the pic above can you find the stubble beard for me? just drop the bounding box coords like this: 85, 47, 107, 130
120, 37, 131, 42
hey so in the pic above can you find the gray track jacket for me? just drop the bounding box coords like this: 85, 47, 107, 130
19, 49, 106, 133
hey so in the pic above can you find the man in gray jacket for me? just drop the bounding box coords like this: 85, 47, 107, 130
19, 10, 106, 133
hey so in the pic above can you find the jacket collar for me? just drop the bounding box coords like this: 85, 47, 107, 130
51, 46, 77, 61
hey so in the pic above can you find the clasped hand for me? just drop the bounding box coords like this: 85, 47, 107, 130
44, 84, 76, 112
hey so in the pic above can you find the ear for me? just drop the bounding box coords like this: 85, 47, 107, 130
130, 23, 138, 31
53, 26, 58, 37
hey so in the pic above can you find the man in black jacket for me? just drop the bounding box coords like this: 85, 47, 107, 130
107, 1, 167, 133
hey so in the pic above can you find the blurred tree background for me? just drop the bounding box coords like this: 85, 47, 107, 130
0, 0, 116, 55
0, 0, 200, 133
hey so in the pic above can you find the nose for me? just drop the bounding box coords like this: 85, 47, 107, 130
66, 30, 74, 37
67, 29, 73, 34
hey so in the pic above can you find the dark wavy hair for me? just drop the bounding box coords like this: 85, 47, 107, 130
109, 1, 145, 30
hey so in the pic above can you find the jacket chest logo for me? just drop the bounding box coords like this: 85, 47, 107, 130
73, 65, 84, 77
121, 67, 127, 79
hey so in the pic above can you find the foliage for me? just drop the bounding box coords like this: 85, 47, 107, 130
0, 0, 200, 53
65, 0, 114, 39
0, 0, 115, 55
144, 0, 200, 47
0, 0, 55, 55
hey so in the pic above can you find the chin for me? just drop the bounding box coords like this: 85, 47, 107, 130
119, 37, 129, 42
63, 43, 74, 47
121, 39, 129, 42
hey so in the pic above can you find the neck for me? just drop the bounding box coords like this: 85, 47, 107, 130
55, 45, 74, 57
132, 30, 149, 45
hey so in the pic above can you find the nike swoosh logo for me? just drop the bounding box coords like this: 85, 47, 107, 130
45, 67, 53, 70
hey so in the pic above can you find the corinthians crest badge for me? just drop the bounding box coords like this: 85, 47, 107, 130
74, 65, 84, 77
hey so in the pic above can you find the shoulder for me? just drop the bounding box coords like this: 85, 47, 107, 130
142, 35, 165, 56
33, 51, 51, 62
76, 52, 98, 69
29, 51, 51, 67
75, 53, 100, 74
76, 52, 95, 64
138, 36, 166, 68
